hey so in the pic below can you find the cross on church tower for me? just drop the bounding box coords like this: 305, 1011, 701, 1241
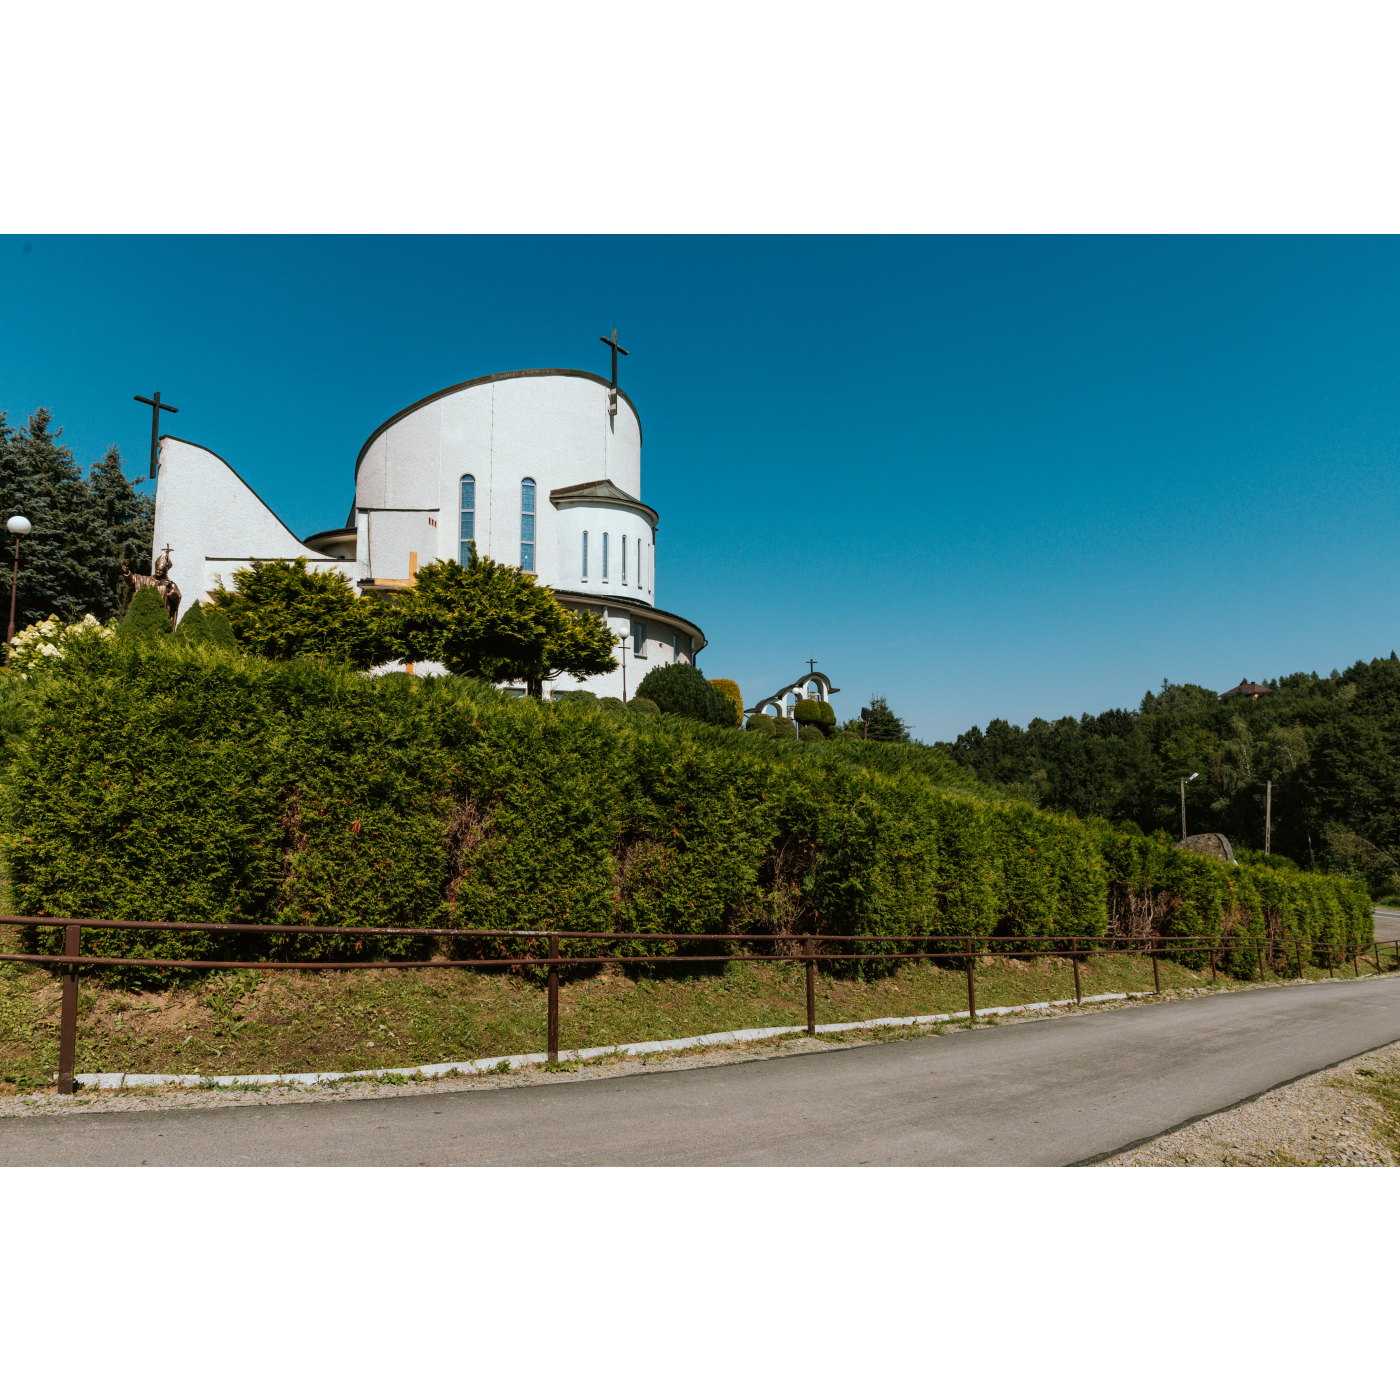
133, 390, 179, 481
599, 328, 628, 418
807, 658, 817, 674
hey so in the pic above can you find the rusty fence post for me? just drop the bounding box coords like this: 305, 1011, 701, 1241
805, 936, 816, 1036
1071, 937, 1082, 1004
1295, 937, 1304, 980
1258, 940, 1265, 981
57, 923, 80, 1095
965, 937, 977, 1023
547, 934, 559, 1064
1151, 943, 1160, 995
1210, 939, 1217, 983
1375, 940, 1383, 975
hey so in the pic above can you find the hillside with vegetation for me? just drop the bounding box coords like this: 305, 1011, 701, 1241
937, 656, 1400, 897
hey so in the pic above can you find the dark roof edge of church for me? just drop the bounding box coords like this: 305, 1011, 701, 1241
354, 369, 643, 480
159, 435, 339, 562
551, 591, 707, 651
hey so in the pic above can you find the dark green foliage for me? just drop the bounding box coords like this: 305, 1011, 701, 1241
628, 696, 661, 715
772, 716, 797, 741
117, 586, 172, 640
795, 697, 837, 737
939, 657, 1400, 897
799, 724, 825, 743
554, 690, 600, 709
209, 558, 392, 667
0, 411, 152, 627
746, 712, 775, 735
709, 678, 743, 726
203, 607, 237, 651
864, 695, 910, 743
175, 600, 212, 647
635, 661, 736, 726
0, 641, 1369, 992
600, 696, 624, 708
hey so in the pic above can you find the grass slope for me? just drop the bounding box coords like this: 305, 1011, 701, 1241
3, 951, 1385, 1088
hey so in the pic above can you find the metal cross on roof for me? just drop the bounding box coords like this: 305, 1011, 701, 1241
133, 390, 179, 481
599, 329, 628, 417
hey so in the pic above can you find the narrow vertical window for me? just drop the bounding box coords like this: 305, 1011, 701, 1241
603, 532, 609, 580
637, 537, 643, 589
459, 475, 475, 566
621, 534, 627, 585
582, 530, 588, 579
520, 478, 535, 572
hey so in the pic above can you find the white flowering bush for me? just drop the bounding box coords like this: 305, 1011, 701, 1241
8, 614, 115, 675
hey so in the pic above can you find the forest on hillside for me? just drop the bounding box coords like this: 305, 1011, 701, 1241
936, 657, 1400, 896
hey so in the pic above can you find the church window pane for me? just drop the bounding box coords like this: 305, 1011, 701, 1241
634, 621, 647, 657
521, 478, 535, 571
637, 537, 642, 589
459, 475, 475, 566
621, 535, 627, 584
603, 533, 609, 580
582, 531, 588, 579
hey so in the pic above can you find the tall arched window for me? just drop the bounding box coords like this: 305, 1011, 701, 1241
621, 534, 627, 585
581, 530, 588, 580
459, 475, 475, 566
637, 537, 643, 590
602, 532, 609, 580
520, 478, 535, 572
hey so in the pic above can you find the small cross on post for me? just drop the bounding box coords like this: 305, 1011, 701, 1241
133, 391, 179, 481
807, 658, 817, 674
598, 328, 628, 417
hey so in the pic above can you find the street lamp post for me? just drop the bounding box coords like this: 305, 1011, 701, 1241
5, 515, 32, 663
1180, 771, 1198, 840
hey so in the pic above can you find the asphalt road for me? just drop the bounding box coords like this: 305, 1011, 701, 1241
5, 978, 1399, 1167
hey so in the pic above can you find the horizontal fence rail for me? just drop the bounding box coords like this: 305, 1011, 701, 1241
0, 915, 1393, 1095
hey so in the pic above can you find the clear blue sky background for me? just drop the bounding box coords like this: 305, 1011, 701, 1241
3, 235, 1397, 741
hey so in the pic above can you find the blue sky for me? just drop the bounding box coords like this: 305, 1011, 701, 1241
3, 235, 1398, 741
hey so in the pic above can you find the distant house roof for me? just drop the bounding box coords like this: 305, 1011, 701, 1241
1220, 679, 1273, 700
548, 478, 659, 530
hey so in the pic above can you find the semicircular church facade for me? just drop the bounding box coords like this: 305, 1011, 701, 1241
151, 367, 708, 698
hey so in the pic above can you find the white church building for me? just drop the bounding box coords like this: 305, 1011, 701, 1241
151, 366, 709, 698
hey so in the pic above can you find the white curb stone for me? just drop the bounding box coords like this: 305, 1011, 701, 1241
73, 991, 1150, 1091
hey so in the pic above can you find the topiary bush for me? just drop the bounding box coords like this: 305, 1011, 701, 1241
772, 716, 797, 740
635, 661, 736, 726
709, 678, 743, 726
175, 600, 213, 647
799, 724, 826, 743
554, 689, 600, 709
627, 696, 661, 715
746, 712, 775, 735
817, 700, 836, 729
203, 606, 238, 651
794, 697, 836, 736
600, 696, 624, 709
117, 586, 171, 640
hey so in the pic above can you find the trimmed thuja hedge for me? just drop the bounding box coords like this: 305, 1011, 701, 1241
0, 635, 1372, 981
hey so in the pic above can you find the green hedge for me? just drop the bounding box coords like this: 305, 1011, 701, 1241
0, 636, 1372, 984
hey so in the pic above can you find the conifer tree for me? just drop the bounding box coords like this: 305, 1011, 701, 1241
117, 584, 172, 640
863, 695, 910, 743
175, 600, 213, 646
87, 444, 154, 614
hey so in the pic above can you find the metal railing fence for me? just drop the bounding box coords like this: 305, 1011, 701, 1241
0, 913, 1393, 1095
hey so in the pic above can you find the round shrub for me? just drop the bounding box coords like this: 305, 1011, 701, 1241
793, 697, 823, 726
746, 712, 775, 735
175, 600, 213, 647
554, 689, 600, 709
204, 607, 238, 651
600, 696, 624, 709
117, 585, 172, 640
627, 696, 661, 715
709, 678, 743, 726
771, 716, 796, 741
799, 724, 826, 742
817, 700, 836, 728
634, 661, 736, 726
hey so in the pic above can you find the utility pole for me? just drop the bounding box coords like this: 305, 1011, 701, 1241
617, 634, 630, 702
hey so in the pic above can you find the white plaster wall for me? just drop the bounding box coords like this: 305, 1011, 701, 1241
554, 502, 655, 601
152, 437, 355, 621
355, 373, 643, 591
